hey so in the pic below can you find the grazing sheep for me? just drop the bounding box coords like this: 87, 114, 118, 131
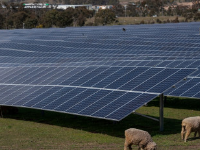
181, 116, 200, 142
124, 128, 157, 150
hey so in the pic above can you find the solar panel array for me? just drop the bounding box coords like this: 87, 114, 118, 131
0, 22, 200, 121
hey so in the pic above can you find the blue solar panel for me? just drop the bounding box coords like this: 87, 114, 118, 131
0, 22, 200, 121
70, 67, 108, 86
189, 69, 200, 77
133, 68, 178, 92
43, 88, 86, 110
52, 88, 94, 110
148, 69, 195, 93
91, 67, 135, 88
91, 92, 141, 118
65, 90, 112, 113
181, 81, 200, 97
175, 61, 196, 68
166, 61, 183, 68
188, 61, 200, 68
120, 67, 163, 90
156, 61, 173, 67
23, 86, 63, 107
0, 84, 158, 121
81, 67, 120, 87
165, 78, 200, 98
105, 67, 148, 89
14, 86, 51, 106
105, 93, 157, 120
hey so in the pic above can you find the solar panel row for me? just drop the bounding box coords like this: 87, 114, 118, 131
0, 22, 199, 121
0, 67, 195, 93
0, 84, 157, 121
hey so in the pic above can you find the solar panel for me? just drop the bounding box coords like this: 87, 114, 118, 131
0, 66, 195, 120
0, 22, 200, 121
0, 84, 158, 121
165, 77, 200, 98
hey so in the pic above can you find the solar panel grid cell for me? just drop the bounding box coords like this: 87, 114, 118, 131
133, 68, 177, 92
148, 69, 195, 93
13, 86, 46, 106
4, 86, 36, 105
43, 88, 86, 110
181, 82, 200, 97
92, 92, 140, 118
106, 93, 158, 121
166, 78, 197, 96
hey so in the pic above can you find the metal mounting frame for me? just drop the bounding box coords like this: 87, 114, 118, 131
133, 94, 164, 131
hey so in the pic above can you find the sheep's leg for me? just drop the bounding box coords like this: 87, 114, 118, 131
194, 131, 197, 138
181, 125, 186, 140
124, 140, 132, 150
128, 145, 132, 150
184, 127, 191, 142
198, 130, 200, 138
138, 144, 144, 150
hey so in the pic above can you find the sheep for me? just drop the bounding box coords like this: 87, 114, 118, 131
124, 128, 157, 150
181, 116, 200, 142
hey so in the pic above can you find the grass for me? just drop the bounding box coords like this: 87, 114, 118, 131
119, 0, 135, 2
86, 16, 188, 26
117, 16, 186, 25
0, 97, 200, 149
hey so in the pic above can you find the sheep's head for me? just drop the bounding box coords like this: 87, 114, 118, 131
145, 142, 157, 150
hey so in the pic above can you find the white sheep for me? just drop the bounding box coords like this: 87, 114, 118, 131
124, 128, 157, 150
181, 116, 200, 142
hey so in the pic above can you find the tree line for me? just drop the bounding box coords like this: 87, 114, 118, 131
8, 0, 119, 5
0, 0, 200, 29
0, 2, 117, 29
113, 0, 200, 20
61, 0, 119, 5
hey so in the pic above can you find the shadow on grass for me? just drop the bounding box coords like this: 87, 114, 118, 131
187, 137, 200, 141
147, 96, 200, 111
3, 105, 183, 138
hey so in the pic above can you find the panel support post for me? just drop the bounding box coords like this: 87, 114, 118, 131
159, 94, 164, 131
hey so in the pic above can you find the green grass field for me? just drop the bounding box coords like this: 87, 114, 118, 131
0, 97, 200, 149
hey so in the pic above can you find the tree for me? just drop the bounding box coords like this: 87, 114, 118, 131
194, 13, 200, 21
56, 10, 73, 27
24, 18, 38, 28
175, 6, 181, 16
149, 8, 156, 16
0, 14, 4, 29
112, 4, 124, 17
95, 9, 116, 25
73, 7, 93, 26
127, 3, 138, 17
167, 6, 173, 16
12, 11, 29, 28
42, 9, 58, 27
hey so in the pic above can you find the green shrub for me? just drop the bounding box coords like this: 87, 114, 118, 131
140, 20, 145, 24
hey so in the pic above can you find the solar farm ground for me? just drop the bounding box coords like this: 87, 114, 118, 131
0, 97, 199, 150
